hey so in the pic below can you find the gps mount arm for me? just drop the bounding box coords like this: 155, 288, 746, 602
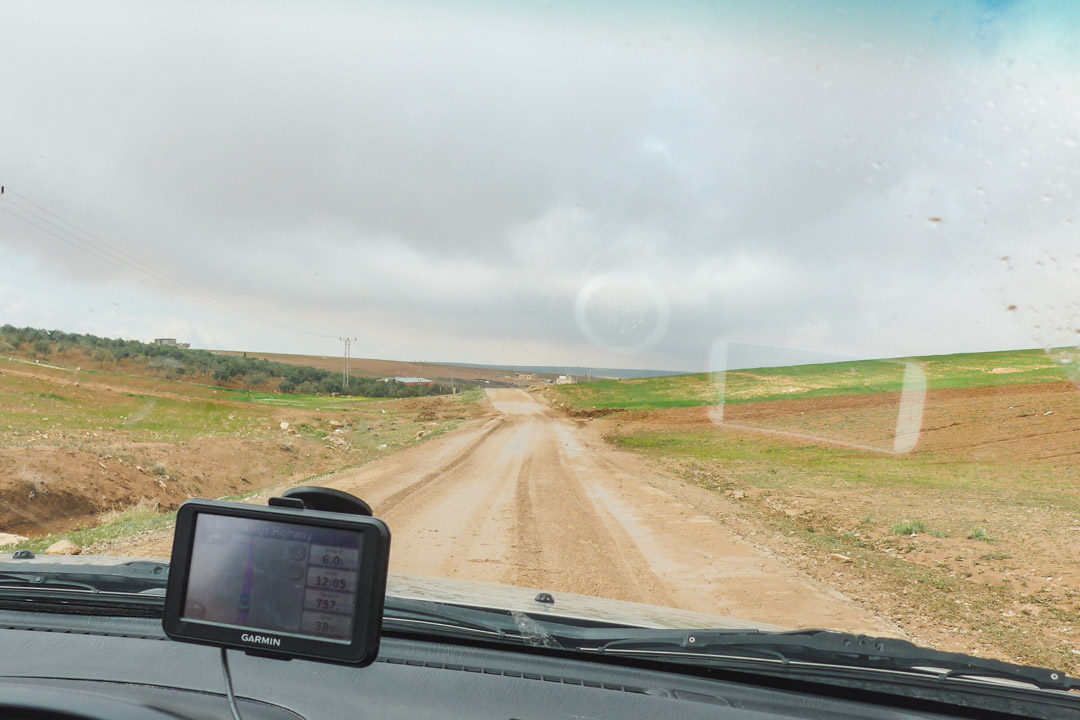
268, 487, 373, 517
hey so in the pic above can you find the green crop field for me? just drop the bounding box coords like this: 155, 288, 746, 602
552, 348, 1074, 411
0, 375, 269, 443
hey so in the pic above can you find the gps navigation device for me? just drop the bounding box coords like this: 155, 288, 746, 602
163, 495, 390, 666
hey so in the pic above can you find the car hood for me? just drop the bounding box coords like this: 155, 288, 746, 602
0, 555, 783, 632
388, 574, 784, 631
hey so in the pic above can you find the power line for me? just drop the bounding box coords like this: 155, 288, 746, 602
9, 189, 253, 310
3, 192, 330, 337
0, 190, 340, 340
0, 201, 304, 336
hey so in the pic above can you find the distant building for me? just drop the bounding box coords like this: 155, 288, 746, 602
518, 373, 535, 381
556, 375, 575, 385
153, 338, 190, 349
383, 376, 436, 386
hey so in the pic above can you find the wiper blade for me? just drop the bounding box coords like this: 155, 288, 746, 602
382, 597, 525, 642
0, 572, 100, 592
0, 558, 169, 596
588, 629, 1080, 692
382, 598, 573, 649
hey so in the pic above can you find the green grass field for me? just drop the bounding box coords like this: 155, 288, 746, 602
0, 366, 424, 444
0, 382, 273, 444
611, 429, 1080, 510
553, 348, 1073, 411
224, 391, 382, 409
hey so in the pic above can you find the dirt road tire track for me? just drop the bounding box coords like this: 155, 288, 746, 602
375, 418, 506, 515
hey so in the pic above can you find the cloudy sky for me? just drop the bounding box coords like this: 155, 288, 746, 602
2, 0, 1079, 372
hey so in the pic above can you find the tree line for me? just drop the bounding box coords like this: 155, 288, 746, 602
0, 325, 453, 398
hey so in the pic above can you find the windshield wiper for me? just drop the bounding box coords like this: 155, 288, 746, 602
378, 602, 1078, 693
0, 558, 169, 597
0, 572, 101, 592
580, 629, 1079, 693
382, 597, 529, 642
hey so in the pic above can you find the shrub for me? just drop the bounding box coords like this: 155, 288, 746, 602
245, 371, 270, 388
891, 520, 928, 536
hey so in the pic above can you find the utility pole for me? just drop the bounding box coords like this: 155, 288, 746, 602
339, 337, 356, 389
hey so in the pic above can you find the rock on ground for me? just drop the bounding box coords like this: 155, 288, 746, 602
45, 539, 82, 555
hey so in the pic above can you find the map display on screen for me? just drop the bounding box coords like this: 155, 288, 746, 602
182, 513, 364, 641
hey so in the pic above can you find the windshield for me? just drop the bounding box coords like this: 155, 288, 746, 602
1, 0, 1078, 682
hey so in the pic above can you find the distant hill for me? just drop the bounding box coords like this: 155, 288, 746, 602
213, 351, 534, 387
433, 362, 691, 380
214, 352, 690, 385
0, 326, 449, 398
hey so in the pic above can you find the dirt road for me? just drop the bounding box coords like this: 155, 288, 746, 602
98, 389, 897, 633
306, 389, 896, 634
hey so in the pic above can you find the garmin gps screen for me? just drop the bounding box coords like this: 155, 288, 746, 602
182, 513, 363, 642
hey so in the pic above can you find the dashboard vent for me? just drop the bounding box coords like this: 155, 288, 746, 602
380, 656, 652, 695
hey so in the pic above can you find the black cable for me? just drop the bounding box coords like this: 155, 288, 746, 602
219, 647, 245, 720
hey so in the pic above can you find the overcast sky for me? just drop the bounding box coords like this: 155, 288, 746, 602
2, 0, 1079, 371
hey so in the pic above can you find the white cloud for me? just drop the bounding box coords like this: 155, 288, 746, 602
1, 1, 1078, 370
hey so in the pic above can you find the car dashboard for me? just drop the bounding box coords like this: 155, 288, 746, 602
0, 607, 1001, 720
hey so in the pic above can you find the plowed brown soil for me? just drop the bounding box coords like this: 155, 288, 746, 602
615, 381, 1080, 464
